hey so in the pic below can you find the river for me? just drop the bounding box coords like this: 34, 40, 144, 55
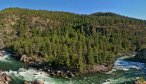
0, 52, 145, 84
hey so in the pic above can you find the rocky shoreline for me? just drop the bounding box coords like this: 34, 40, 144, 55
3, 49, 131, 78
1, 50, 134, 79
0, 51, 11, 84
13, 54, 111, 78
1, 49, 142, 84
23, 79, 44, 84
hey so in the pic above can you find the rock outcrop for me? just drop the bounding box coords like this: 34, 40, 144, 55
20, 54, 44, 63
20, 54, 29, 62
85, 65, 109, 74
0, 71, 11, 84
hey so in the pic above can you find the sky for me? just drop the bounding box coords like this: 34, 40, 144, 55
0, 0, 146, 20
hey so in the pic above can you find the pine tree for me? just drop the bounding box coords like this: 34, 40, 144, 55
78, 45, 85, 73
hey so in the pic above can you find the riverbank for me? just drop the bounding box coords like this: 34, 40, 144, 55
8, 51, 135, 78
1, 49, 137, 78
1, 50, 146, 84
1, 49, 112, 79
8, 52, 112, 78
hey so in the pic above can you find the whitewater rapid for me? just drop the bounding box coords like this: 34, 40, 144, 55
5, 68, 55, 84
0, 53, 75, 84
1, 52, 146, 84
103, 53, 146, 84
0, 53, 11, 62
0, 53, 56, 84
113, 56, 145, 71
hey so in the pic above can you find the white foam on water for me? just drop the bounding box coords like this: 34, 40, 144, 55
0, 53, 11, 62
5, 68, 56, 84
102, 77, 136, 84
102, 82, 110, 84
1, 52, 145, 84
0, 53, 55, 84
113, 56, 145, 71
102, 79, 112, 84
106, 55, 145, 74
104, 54, 145, 84
106, 53, 144, 72
0, 53, 70, 84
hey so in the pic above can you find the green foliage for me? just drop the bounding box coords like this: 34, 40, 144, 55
1, 8, 146, 72
139, 76, 145, 83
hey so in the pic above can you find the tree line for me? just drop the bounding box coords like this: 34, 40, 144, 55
1, 8, 146, 73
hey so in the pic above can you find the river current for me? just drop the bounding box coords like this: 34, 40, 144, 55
0, 52, 145, 84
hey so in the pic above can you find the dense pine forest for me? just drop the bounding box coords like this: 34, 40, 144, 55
0, 8, 146, 73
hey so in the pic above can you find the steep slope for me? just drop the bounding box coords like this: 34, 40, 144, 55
0, 8, 146, 74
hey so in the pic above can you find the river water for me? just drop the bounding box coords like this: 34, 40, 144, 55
0, 52, 145, 84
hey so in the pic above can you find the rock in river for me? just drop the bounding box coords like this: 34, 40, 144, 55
0, 70, 11, 84
32, 79, 44, 84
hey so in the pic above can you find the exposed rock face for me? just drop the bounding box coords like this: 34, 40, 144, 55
0, 71, 11, 84
85, 65, 109, 74
20, 54, 32, 63
20, 54, 28, 62
20, 54, 44, 63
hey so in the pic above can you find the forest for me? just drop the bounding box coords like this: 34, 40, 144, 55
0, 8, 146, 73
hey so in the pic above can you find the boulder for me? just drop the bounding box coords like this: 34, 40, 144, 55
67, 72, 75, 78
32, 79, 44, 84
23, 80, 30, 84
20, 54, 29, 63
5, 75, 11, 81
0, 71, 11, 84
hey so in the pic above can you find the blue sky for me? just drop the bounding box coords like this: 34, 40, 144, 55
0, 0, 146, 19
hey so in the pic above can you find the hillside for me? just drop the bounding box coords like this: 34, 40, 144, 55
0, 8, 146, 74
